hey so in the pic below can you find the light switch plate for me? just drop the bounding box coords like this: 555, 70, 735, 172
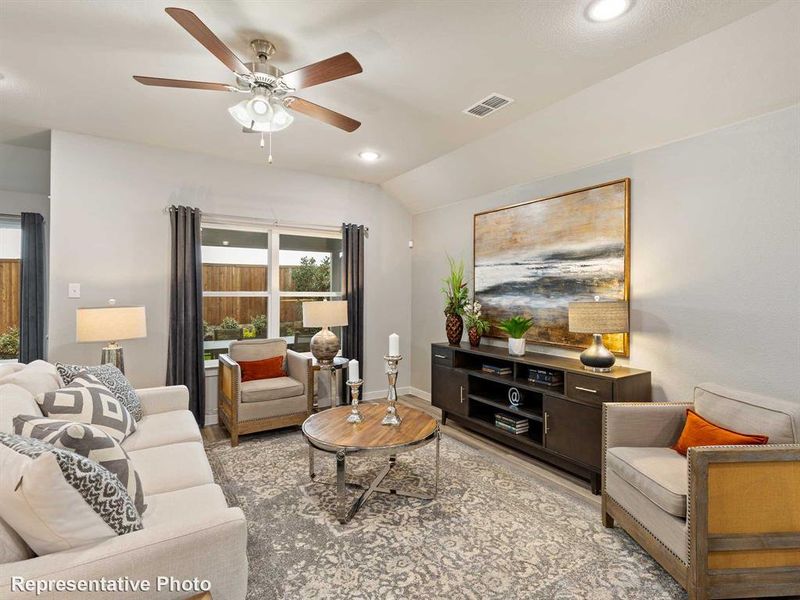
68, 283, 80, 298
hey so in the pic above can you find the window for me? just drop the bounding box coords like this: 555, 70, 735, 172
0, 217, 21, 361
201, 222, 342, 364
278, 233, 343, 352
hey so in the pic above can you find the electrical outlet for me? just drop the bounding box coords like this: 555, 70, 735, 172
68, 283, 81, 298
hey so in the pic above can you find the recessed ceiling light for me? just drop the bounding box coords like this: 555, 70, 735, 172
222, 240, 230, 246
586, 0, 631, 22
359, 151, 380, 162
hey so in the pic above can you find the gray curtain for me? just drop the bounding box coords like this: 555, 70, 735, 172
342, 224, 365, 383
167, 206, 205, 425
19, 212, 45, 362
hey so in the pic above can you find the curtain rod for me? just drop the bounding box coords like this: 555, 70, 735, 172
162, 207, 368, 235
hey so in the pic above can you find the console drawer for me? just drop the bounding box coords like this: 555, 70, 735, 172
431, 347, 454, 367
565, 372, 613, 404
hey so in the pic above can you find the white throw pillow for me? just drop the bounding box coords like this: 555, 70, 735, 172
35, 373, 136, 442
14, 415, 146, 514
0, 361, 63, 397
0, 432, 143, 556
0, 383, 43, 434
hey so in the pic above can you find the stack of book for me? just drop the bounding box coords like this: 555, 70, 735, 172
482, 364, 512, 376
528, 367, 563, 387
494, 412, 529, 435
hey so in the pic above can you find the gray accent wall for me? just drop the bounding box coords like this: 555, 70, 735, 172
410, 105, 800, 403
48, 131, 412, 399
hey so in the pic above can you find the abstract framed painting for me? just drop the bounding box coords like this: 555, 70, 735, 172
473, 178, 630, 355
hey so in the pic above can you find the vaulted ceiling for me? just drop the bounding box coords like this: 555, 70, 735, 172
0, 1, 776, 195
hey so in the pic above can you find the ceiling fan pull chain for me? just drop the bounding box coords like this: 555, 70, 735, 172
260, 132, 265, 149
268, 130, 273, 164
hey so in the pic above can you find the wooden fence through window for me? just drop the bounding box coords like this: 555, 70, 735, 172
202, 264, 321, 328
0, 259, 20, 334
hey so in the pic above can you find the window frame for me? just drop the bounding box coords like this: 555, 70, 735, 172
201, 220, 343, 364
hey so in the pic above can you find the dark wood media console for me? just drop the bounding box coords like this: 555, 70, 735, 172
431, 342, 651, 493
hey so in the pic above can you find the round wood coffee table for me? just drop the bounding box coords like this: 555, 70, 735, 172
302, 403, 440, 524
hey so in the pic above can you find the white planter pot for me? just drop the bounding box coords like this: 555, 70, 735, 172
508, 337, 526, 356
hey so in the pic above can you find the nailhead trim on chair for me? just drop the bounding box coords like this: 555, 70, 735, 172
602, 402, 694, 567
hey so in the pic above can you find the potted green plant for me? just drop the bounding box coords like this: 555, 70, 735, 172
463, 300, 490, 347
214, 316, 242, 341
441, 255, 469, 345
498, 315, 533, 356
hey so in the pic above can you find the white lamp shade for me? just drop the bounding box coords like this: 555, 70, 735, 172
76, 306, 147, 343
302, 300, 348, 328
568, 300, 629, 334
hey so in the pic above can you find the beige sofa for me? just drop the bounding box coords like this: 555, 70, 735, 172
603, 383, 800, 600
0, 361, 248, 600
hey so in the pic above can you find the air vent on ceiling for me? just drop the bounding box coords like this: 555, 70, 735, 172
463, 93, 514, 118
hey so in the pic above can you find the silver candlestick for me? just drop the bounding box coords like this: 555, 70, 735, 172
346, 379, 364, 423
382, 354, 403, 426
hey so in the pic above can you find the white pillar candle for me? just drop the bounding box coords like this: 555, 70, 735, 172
389, 333, 400, 357
348, 359, 359, 382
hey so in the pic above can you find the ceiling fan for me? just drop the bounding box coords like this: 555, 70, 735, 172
133, 7, 362, 160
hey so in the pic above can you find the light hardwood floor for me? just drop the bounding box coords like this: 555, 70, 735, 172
203, 394, 600, 504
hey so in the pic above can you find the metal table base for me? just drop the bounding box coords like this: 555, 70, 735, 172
308, 427, 441, 524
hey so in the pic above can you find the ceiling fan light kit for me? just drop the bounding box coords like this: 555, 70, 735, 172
133, 7, 363, 162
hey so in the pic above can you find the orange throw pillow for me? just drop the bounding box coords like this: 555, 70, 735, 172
239, 356, 285, 382
672, 409, 768, 455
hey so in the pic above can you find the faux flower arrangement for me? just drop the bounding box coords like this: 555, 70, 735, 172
463, 300, 490, 347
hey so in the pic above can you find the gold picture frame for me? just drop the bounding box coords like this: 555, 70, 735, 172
473, 178, 630, 356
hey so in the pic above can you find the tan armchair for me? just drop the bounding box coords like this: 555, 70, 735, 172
602, 383, 800, 600
218, 339, 314, 446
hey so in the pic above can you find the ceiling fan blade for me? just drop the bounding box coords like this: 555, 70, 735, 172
165, 7, 250, 76
133, 76, 235, 91
284, 97, 361, 132
281, 52, 362, 90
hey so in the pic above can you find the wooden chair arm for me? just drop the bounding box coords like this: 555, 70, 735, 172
688, 444, 800, 591
218, 354, 241, 429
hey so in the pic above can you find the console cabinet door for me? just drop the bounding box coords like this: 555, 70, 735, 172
543, 395, 601, 469
431, 365, 468, 416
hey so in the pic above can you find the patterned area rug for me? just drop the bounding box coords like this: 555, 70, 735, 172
205, 428, 684, 600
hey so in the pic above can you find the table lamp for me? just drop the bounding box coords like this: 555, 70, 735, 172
302, 300, 348, 367
76, 305, 147, 374
568, 298, 628, 372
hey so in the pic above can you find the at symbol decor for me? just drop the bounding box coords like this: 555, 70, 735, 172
508, 387, 521, 407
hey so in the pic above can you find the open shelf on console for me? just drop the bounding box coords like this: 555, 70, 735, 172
460, 413, 544, 448
468, 394, 542, 422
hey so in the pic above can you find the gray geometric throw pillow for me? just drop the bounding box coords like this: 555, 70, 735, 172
0, 432, 143, 536
14, 415, 146, 514
56, 363, 143, 421
36, 372, 136, 442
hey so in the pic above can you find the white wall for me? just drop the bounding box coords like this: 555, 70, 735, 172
49, 131, 412, 407
0, 143, 50, 220
410, 106, 800, 404
0, 143, 50, 196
